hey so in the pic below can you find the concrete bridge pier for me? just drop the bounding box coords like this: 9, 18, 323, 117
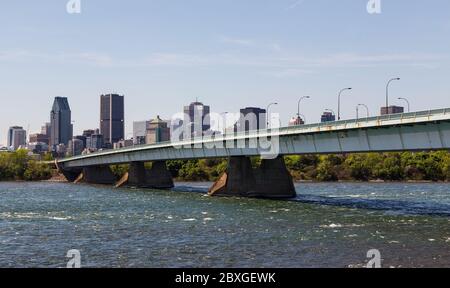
116, 161, 174, 189
55, 161, 82, 182
253, 157, 296, 198
81, 165, 117, 185
208, 156, 296, 198
58, 167, 83, 182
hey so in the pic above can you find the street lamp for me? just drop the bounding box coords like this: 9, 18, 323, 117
266, 102, 278, 129
398, 97, 410, 112
357, 104, 369, 119
338, 88, 352, 120
386, 77, 400, 108
297, 96, 311, 119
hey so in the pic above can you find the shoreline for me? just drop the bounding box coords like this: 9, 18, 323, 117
2, 178, 448, 185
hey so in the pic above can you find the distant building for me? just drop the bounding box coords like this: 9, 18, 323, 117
146, 116, 171, 144
238, 107, 267, 132
86, 133, 104, 151
183, 101, 210, 137
67, 138, 84, 156
100, 94, 125, 145
82, 129, 96, 137
29, 133, 49, 145
133, 120, 150, 145
41, 122, 51, 137
380, 106, 404, 115
50, 97, 73, 147
113, 139, 134, 149
27, 142, 49, 154
74, 135, 87, 148
289, 116, 305, 126
54, 143, 67, 158
321, 112, 336, 123
7, 126, 26, 151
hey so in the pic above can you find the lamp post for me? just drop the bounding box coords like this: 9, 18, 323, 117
357, 104, 369, 119
398, 97, 410, 112
338, 88, 352, 120
297, 96, 311, 123
386, 77, 400, 108
266, 102, 278, 129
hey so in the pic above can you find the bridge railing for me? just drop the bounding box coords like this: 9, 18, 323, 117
59, 108, 450, 162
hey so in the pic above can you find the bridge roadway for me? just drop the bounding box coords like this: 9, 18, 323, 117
57, 108, 450, 198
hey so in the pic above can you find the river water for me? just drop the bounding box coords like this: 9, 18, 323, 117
0, 181, 449, 268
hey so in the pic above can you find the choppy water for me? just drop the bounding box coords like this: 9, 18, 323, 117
0, 181, 449, 268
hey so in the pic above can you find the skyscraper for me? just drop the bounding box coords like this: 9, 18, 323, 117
50, 97, 73, 147
7, 126, 26, 151
100, 94, 125, 145
183, 101, 210, 137
238, 107, 267, 132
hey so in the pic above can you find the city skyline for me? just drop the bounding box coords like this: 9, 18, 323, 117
2, 1, 450, 145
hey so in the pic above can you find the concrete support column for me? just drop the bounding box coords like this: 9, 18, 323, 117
146, 161, 174, 189
55, 161, 82, 182
254, 157, 296, 198
128, 162, 147, 186
82, 165, 116, 185
116, 161, 174, 189
208, 156, 256, 197
209, 156, 296, 198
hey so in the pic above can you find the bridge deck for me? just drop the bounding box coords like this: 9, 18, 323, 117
58, 108, 450, 167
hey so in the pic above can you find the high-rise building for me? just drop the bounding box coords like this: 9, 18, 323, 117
50, 97, 73, 147
146, 116, 171, 144
7, 126, 26, 150
183, 101, 210, 137
238, 107, 267, 132
100, 94, 125, 145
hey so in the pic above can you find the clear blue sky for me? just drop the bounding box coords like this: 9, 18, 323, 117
1, 0, 450, 145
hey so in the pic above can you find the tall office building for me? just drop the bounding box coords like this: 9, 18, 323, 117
183, 101, 210, 137
238, 107, 267, 132
100, 94, 125, 145
7, 126, 26, 150
50, 97, 73, 147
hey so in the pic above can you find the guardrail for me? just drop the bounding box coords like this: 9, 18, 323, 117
58, 108, 450, 163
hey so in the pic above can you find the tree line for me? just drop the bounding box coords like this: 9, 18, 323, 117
1, 150, 449, 182
0, 150, 53, 181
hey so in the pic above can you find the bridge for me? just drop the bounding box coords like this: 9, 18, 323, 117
57, 108, 450, 198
